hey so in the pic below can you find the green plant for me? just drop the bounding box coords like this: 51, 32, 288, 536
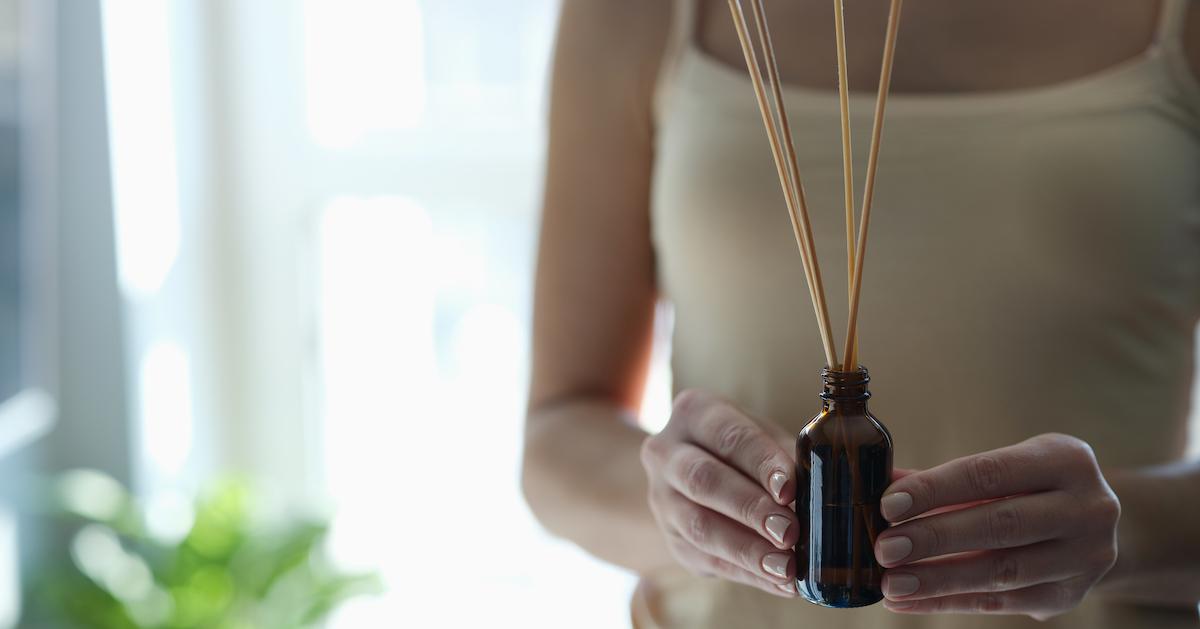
23, 470, 381, 629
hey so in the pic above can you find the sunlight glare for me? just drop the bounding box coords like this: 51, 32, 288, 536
138, 342, 194, 478
101, 1, 182, 299
303, 0, 425, 147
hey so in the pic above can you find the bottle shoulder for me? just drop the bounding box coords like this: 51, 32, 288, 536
798, 409, 892, 449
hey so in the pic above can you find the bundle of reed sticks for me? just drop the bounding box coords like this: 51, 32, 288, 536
726, 0, 904, 372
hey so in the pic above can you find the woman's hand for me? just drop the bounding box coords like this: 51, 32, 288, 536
640, 390, 800, 598
876, 433, 1121, 620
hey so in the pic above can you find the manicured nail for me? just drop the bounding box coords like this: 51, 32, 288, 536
769, 471, 788, 501
880, 492, 913, 521
762, 553, 790, 579
886, 599, 916, 610
777, 581, 795, 594
765, 515, 791, 545
884, 573, 919, 598
878, 536, 913, 565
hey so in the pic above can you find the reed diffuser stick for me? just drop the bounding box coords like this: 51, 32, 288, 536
745, 0, 840, 369
728, 0, 839, 368
832, 0, 857, 327
843, 0, 904, 370
745, 0, 815, 306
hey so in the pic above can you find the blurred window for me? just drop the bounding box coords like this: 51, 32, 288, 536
298, 2, 647, 626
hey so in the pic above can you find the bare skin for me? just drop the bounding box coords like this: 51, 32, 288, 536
522, 0, 1200, 618
696, 0, 1165, 95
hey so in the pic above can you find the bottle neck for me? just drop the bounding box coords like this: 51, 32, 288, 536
820, 367, 871, 413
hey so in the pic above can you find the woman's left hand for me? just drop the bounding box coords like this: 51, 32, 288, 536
875, 433, 1121, 620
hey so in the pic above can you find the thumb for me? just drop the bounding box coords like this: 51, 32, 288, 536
892, 467, 919, 483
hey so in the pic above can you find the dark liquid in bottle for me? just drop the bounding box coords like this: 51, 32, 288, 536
795, 368, 893, 608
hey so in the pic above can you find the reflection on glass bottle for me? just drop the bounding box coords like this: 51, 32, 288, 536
795, 367, 893, 608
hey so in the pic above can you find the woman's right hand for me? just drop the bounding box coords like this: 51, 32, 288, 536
640, 389, 801, 598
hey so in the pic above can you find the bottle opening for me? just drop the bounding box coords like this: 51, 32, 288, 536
821, 366, 869, 384
820, 366, 871, 401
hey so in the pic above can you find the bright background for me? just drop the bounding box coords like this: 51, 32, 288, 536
1, 1, 1198, 628
100, 0, 670, 626
0, 0, 674, 627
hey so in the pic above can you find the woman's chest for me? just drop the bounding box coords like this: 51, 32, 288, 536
651, 100, 1200, 468
694, 0, 1163, 94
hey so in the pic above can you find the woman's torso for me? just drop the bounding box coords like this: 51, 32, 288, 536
639, 0, 1200, 627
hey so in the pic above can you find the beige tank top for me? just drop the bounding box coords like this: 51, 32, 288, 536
635, 0, 1200, 627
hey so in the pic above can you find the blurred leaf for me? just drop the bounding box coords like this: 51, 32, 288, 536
48, 469, 145, 538
25, 568, 139, 629
183, 481, 249, 561
299, 573, 385, 624
170, 565, 235, 626
24, 474, 379, 629
234, 521, 327, 598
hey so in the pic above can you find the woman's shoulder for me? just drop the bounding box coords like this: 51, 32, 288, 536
559, 0, 672, 40
554, 0, 673, 95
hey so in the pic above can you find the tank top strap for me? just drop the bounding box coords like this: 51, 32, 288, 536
1154, 0, 1190, 51
1154, 0, 1200, 121
653, 0, 698, 122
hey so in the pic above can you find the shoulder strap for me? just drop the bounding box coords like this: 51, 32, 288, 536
653, 0, 698, 121
1154, 0, 1190, 51
1156, 0, 1200, 120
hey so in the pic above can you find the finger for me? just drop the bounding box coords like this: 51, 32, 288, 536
664, 443, 799, 549
714, 560, 798, 599
674, 390, 796, 504
892, 467, 917, 482
883, 580, 1085, 619
661, 487, 796, 585
881, 540, 1087, 601
762, 419, 794, 453
875, 492, 1071, 567
879, 434, 1097, 522
668, 537, 797, 598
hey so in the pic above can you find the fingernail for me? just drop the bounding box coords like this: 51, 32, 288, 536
769, 471, 788, 501
777, 581, 795, 594
765, 514, 791, 545
881, 492, 913, 521
878, 536, 913, 565
762, 553, 790, 579
884, 573, 919, 598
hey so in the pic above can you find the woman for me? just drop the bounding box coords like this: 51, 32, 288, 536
522, 0, 1200, 627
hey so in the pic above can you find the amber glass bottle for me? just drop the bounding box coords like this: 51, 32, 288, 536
795, 367, 893, 607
